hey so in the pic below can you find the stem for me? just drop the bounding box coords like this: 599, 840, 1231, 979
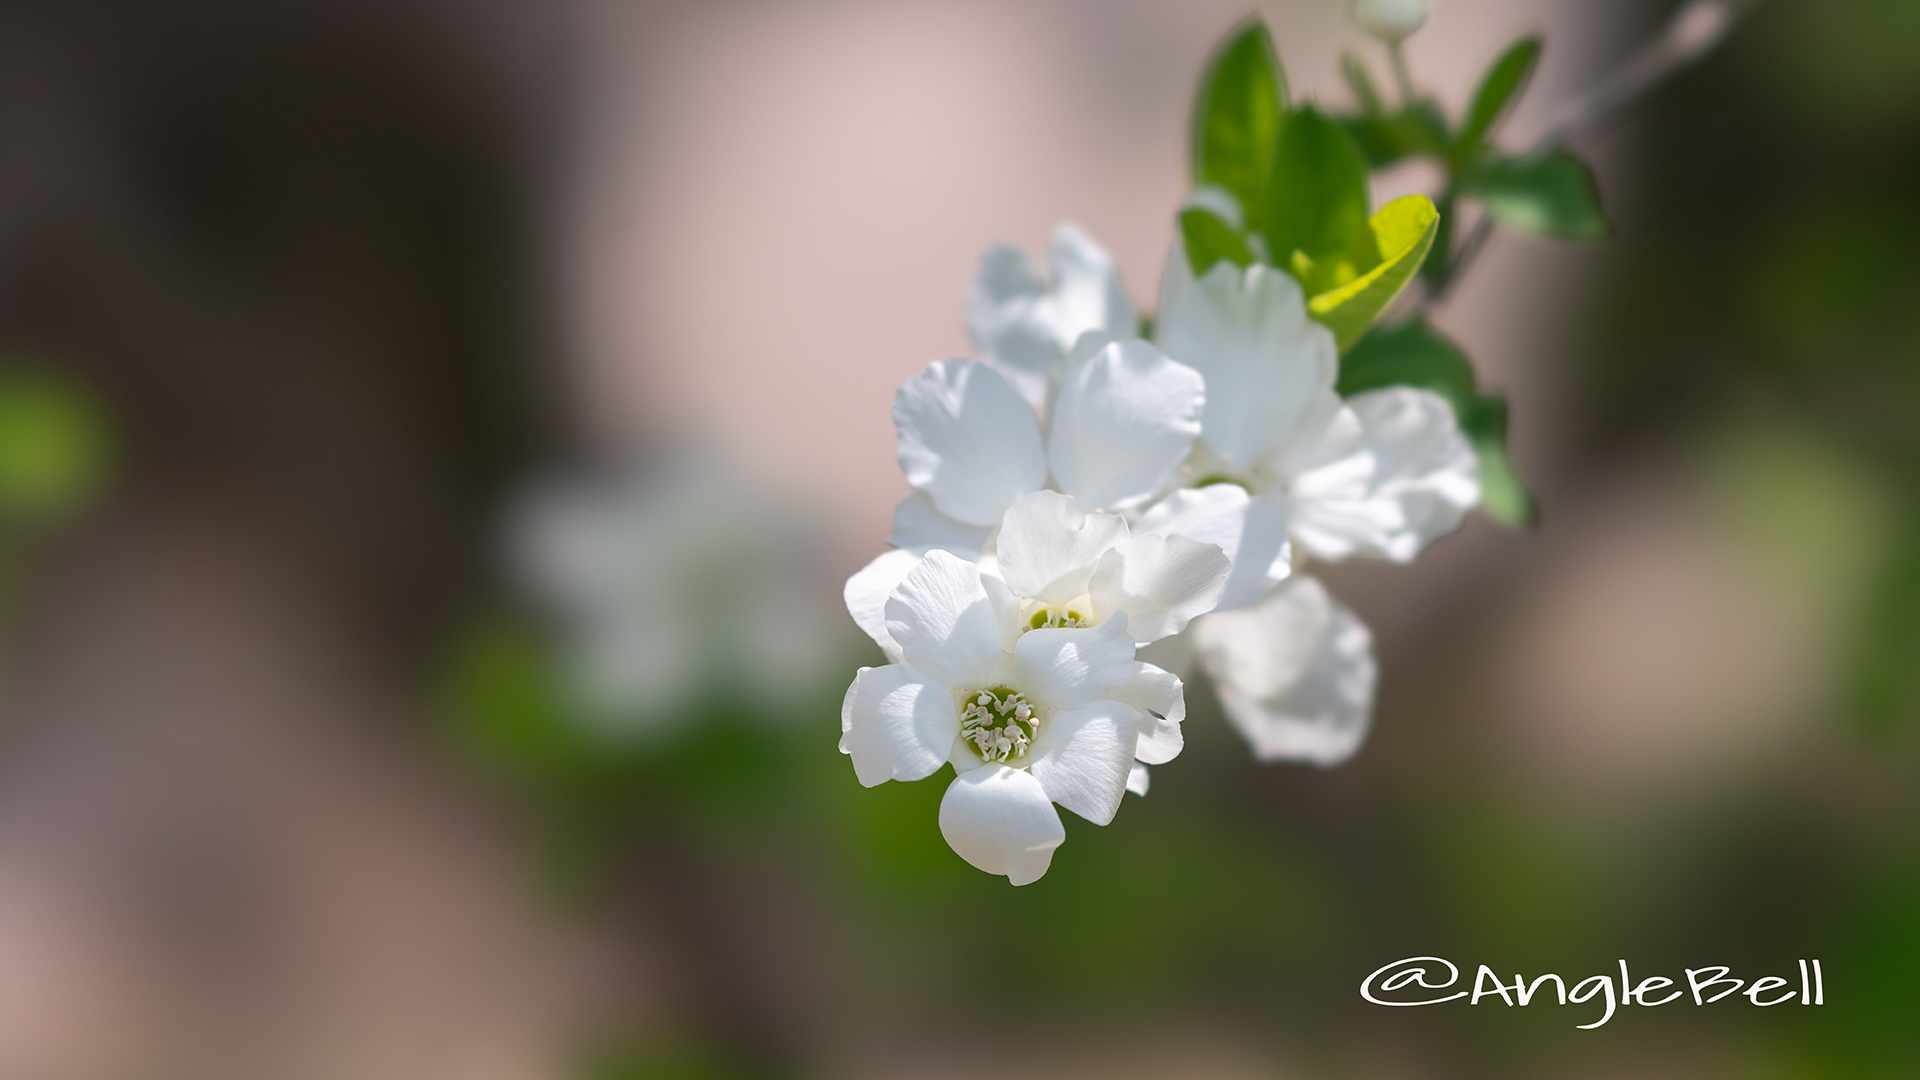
1388, 40, 1417, 106
1408, 0, 1763, 318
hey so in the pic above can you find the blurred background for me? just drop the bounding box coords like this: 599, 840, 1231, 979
0, 0, 1913, 1077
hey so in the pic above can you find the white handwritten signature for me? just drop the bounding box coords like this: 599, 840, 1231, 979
1360, 956, 1824, 1029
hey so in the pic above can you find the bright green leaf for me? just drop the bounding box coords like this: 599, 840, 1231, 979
1192, 19, 1288, 214
1457, 37, 1542, 152
1306, 194, 1439, 350
1461, 150, 1607, 239
1179, 207, 1256, 276
1257, 104, 1371, 266
1459, 394, 1536, 526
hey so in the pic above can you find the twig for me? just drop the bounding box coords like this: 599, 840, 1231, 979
1407, 0, 1762, 317
1388, 40, 1418, 106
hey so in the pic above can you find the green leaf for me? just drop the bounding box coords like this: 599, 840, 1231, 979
1192, 19, 1288, 214
1461, 150, 1607, 239
1337, 320, 1476, 405
1306, 194, 1439, 350
1458, 393, 1535, 526
1257, 104, 1371, 264
1338, 321, 1535, 527
1419, 192, 1456, 283
1457, 37, 1542, 152
1179, 207, 1255, 276
1335, 101, 1451, 170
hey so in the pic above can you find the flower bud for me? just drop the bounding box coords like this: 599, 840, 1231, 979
1350, 0, 1428, 42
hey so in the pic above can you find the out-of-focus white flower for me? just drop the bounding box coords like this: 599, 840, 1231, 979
510, 449, 839, 734
967, 224, 1139, 409
840, 491, 1222, 884
1190, 575, 1377, 766
1152, 243, 1476, 766
1350, 0, 1429, 42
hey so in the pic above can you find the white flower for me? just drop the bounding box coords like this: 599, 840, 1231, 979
967, 223, 1139, 409
1189, 575, 1377, 766
1350, 0, 1429, 42
845, 337, 1206, 662
840, 492, 1225, 883
1155, 244, 1479, 572
510, 449, 836, 733
1151, 242, 1478, 766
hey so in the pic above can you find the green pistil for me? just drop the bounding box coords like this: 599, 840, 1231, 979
1191, 474, 1248, 491
1028, 608, 1089, 630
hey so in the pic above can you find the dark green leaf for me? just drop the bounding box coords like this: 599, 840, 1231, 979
1335, 100, 1452, 170
1458, 37, 1542, 152
1336, 114, 1407, 169
1461, 150, 1607, 239
1459, 393, 1536, 526
1257, 104, 1373, 266
1179, 207, 1256, 276
1337, 320, 1477, 406
1192, 19, 1288, 213
1339, 322, 1535, 527
1419, 192, 1456, 283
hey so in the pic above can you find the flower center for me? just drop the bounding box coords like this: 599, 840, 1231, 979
960, 686, 1040, 764
1189, 473, 1249, 491
1028, 607, 1090, 631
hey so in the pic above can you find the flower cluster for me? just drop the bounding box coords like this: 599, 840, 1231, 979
839, 7, 1581, 883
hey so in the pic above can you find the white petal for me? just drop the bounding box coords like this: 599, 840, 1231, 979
1136, 484, 1292, 612
844, 549, 922, 662
888, 491, 996, 558
1155, 247, 1339, 470
1269, 390, 1400, 563
839, 665, 963, 786
1348, 387, 1480, 563
994, 490, 1129, 606
1190, 575, 1378, 766
1044, 223, 1140, 345
1028, 699, 1142, 826
1086, 533, 1231, 644
1184, 185, 1244, 229
938, 764, 1066, 885
1047, 339, 1205, 514
885, 550, 1006, 689
1011, 615, 1137, 711
893, 359, 1046, 527
965, 224, 1139, 410
1126, 762, 1152, 796
1104, 661, 1186, 765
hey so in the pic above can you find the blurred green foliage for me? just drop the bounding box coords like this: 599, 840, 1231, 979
0, 366, 109, 529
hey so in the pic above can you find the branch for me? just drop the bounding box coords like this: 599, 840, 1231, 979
1409, 0, 1762, 317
